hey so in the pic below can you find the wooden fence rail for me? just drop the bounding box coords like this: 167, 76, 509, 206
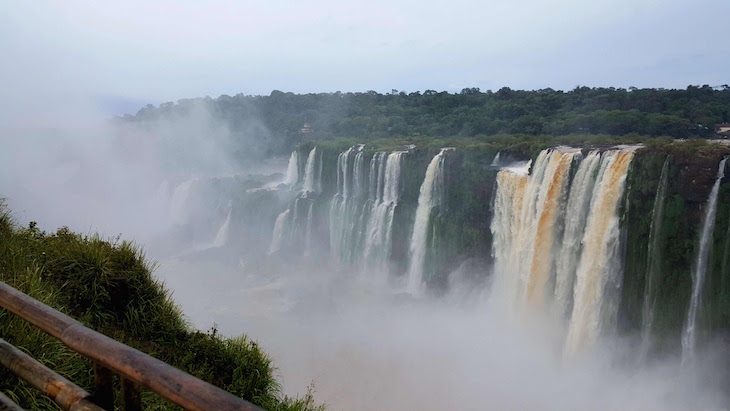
0, 282, 264, 411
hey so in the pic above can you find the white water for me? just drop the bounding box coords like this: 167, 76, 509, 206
362, 152, 404, 271
327, 147, 404, 270
491, 149, 576, 307
304, 201, 314, 256
639, 156, 670, 359
212, 206, 232, 247
491, 152, 501, 166
406, 149, 448, 293
491, 148, 635, 354
268, 209, 290, 255
682, 156, 727, 363
285, 151, 299, 186
170, 178, 196, 225
302, 147, 318, 193
329, 146, 359, 263
553, 151, 601, 318
565, 150, 634, 355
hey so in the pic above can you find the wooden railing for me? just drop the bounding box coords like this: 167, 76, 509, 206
0, 282, 264, 411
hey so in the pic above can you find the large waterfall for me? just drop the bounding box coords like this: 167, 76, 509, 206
407, 148, 448, 293
565, 150, 634, 354
491, 148, 579, 308
491, 148, 635, 353
329, 147, 405, 270
361, 151, 404, 271
682, 156, 728, 363
553, 151, 601, 318
263, 143, 730, 360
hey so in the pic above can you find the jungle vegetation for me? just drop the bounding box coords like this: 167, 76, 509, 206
118, 85, 730, 156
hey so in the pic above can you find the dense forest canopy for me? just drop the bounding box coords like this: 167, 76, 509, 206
118, 85, 730, 156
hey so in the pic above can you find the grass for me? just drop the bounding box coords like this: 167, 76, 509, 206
0, 201, 324, 411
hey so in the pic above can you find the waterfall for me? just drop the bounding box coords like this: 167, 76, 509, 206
285, 151, 299, 186
525, 150, 575, 305
406, 149, 449, 293
329, 147, 358, 263
353, 149, 365, 197
639, 156, 669, 358
565, 150, 634, 355
327, 146, 404, 268
304, 201, 315, 256
491, 164, 530, 306
490, 148, 577, 306
362, 152, 405, 271
269, 209, 291, 255
491, 152, 501, 167
491, 148, 634, 352
682, 156, 728, 363
553, 151, 601, 318
171, 179, 196, 225
212, 207, 232, 247
302, 147, 318, 193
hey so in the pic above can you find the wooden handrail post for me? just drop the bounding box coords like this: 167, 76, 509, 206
0, 339, 103, 411
121, 378, 141, 411
92, 364, 114, 410
0, 392, 24, 411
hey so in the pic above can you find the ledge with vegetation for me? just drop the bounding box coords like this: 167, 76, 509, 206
0, 202, 324, 411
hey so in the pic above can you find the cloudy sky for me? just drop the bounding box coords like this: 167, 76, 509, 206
2, 0, 729, 117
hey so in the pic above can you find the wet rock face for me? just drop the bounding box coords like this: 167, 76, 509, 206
675, 157, 721, 204
620, 145, 730, 351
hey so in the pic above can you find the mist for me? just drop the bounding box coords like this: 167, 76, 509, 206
157, 257, 729, 411
0, 98, 269, 242
2, 105, 728, 411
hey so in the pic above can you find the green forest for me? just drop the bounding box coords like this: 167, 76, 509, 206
119, 85, 730, 156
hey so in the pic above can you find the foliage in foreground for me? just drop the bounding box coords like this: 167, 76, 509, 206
0, 203, 324, 411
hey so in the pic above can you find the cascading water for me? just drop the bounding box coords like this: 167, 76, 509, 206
265, 143, 730, 364
269, 209, 290, 255
491, 162, 530, 306
285, 151, 299, 186
491, 148, 635, 354
329, 146, 361, 263
212, 206, 232, 247
553, 151, 601, 318
326, 146, 404, 269
639, 156, 669, 359
682, 156, 728, 363
304, 201, 315, 256
490, 148, 577, 306
302, 147, 319, 193
565, 150, 634, 355
407, 148, 449, 293
525, 149, 576, 305
171, 179, 196, 225
362, 151, 404, 271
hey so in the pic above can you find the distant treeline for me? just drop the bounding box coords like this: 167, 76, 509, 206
118, 85, 730, 155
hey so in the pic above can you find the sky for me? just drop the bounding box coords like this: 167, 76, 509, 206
2, 0, 729, 118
